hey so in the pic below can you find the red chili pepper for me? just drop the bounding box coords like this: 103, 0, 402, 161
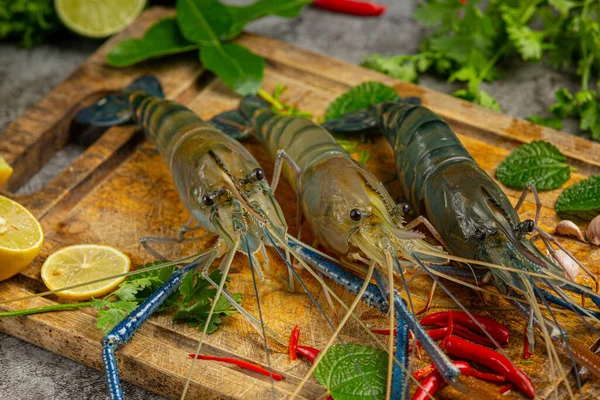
444, 336, 535, 398
413, 361, 505, 383
289, 324, 300, 361
412, 369, 444, 400
523, 327, 532, 360
296, 345, 321, 364
442, 309, 454, 348
371, 328, 398, 335
420, 311, 510, 345
460, 0, 467, 4
411, 326, 495, 350
313, 0, 386, 17
188, 354, 283, 381
499, 384, 513, 394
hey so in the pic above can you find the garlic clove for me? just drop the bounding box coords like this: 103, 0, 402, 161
587, 215, 600, 246
554, 220, 586, 242
548, 249, 580, 282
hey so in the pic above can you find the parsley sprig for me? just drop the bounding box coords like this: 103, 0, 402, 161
362, 0, 600, 141
92, 261, 241, 333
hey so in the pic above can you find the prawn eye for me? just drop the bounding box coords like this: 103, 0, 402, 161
350, 208, 363, 221
521, 219, 535, 233
202, 194, 215, 206
402, 203, 411, 215
253, 168, 265, 181
473, 228, 487, 241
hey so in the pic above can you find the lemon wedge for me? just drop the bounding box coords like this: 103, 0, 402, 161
0, 157, 13, 186
0, 195, 44, 281
41, 244, 130, 300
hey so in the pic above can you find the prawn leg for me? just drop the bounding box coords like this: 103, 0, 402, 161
102, 252, 215, 400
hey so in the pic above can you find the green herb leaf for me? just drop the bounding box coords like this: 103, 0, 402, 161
106, 18, 198, 67
527, 115, 563, 130
325, 82, 399, 121
313, 344, 387, 400
201, 43, 264, 96
361, 54, 420, 83
93, 299, 138, 332
556, 175, 600, 220
229, 0, 312, 32
176, 0, 235, 44
496, 141, 571, 190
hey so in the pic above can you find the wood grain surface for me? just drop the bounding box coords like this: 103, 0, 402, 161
0, 7, 599, 400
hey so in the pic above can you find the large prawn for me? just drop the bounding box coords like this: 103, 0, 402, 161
323, 99, 600, 397
0, 77, 400, 400
213, 96, 527, 400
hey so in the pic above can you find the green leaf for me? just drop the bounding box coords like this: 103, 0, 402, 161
549, 0, 575, 15
228, 0, 312, 32
549, 88, 576, 118
325, 82, 399, 121
201, 43, 265, 95
556, 175, 600, 220
93, 299, 138, 333
176, 0, 235, 44
313, 344, 388, 400
527, 114, 564, 130
106, 18, 198, 67
475, 89, 502, 112
361, 54, 420, 83
506, 23, 544, 61
496, 141, 571, 190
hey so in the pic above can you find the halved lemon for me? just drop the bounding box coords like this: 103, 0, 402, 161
55, 0, 146, 39
0, 195, 44, 281
0, 157, 13, 186
41, 244, 130, 300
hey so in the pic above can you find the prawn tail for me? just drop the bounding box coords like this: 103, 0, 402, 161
211, 95, 270, 140
321, 97, 422, 136
75, 76, 164, 127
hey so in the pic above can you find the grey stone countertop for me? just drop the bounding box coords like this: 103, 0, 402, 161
0, 1, 582, 399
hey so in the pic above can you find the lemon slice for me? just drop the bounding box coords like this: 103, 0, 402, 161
0, 196, 44, 281
0, 157, 13, 187
55, 0, 146, 39
41, 244, 130, 300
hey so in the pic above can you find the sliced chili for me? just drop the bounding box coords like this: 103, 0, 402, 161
289, 324, 300, 361
444, 336, 535, 398
420, 311, 510, 345
313, 0, 386, 17
296, 345, 320, 364
189, 354, 283, 381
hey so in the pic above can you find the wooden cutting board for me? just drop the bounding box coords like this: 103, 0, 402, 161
1, 6, 599, 399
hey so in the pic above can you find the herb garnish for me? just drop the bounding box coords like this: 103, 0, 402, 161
92, 261, 241, 333
362, 0, 600, 141
495, 141, 572, 191
555, 175, 600, 221
106, 0, 311, 96
325, 81, 400, 121
313, 344, 388, 400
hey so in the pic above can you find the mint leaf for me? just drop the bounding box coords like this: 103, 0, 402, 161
313, 344, 387, 400
325, 82, 399, 121
556, 175, 600, 220
496, 141, 571, 190
201, 43, 265, 96
176, 0, 235, 44
106, 18, 198, 67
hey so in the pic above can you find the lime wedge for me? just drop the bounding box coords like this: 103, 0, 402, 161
55, 0, 146, 39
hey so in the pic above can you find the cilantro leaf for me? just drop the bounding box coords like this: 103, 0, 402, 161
495, 141, 571, 190
93, 299, 138, 333
313, 344, 388, 400
325, 82, 400, 121
556, 175, 600, 220
361, 55, 420, 83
